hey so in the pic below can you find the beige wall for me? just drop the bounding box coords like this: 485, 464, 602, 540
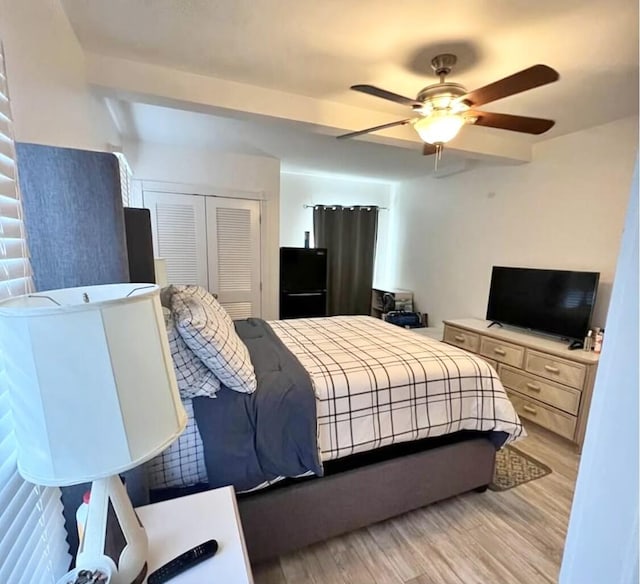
280, 172, 394, 288
390, 116, 638, 329
0, 0, 119, 149
124, 141, 281, 319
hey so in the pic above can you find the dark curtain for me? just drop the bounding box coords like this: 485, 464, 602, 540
314, 205, 378, 316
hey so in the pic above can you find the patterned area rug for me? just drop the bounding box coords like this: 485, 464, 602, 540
489, 446, 552, 491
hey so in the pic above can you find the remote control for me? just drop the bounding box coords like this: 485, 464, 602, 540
147, 539, 218, 584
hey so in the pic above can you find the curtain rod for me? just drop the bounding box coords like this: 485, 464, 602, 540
303, 204, 389, 211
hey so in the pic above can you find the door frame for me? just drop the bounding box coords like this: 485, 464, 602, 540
137, 180, 266, 201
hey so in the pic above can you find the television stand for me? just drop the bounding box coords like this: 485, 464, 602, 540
442, 318, 599, 448
487, 321, 503, 329
567, 340, 584, 351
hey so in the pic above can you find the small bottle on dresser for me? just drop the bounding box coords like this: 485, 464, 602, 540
594, 328, 604, 354
583, 329, 593, 352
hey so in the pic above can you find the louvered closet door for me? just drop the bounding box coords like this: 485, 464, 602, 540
206, 197, 261, 319
144, 192, 208, 287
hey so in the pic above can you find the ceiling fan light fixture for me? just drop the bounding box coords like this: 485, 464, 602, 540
413, 112, 465, 145
341, 58, 558, 144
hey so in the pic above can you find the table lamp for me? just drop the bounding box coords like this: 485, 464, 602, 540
0, 283, 187, 584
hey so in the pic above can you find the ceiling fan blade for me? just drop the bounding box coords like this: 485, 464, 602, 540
336, 119, 412, 140
351, 85, 423, 108
469, 110, 555, 134
423, 143, 438, 156
461, 65, 559, 107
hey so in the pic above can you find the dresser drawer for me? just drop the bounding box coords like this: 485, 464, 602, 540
479, 337, 524, 368
500, 365, 580, 415
506, 390, 577, 440
443, 326, 479, 352
525, 350, 586, 389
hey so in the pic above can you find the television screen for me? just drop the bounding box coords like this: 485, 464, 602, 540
486, 266, 599, 340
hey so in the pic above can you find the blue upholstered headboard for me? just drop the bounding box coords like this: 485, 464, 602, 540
15, 143, 130, 290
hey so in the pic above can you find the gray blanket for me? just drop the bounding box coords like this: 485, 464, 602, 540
192, 318, 323, 492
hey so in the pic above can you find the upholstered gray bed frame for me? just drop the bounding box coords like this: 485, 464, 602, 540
238, 437, 495, 563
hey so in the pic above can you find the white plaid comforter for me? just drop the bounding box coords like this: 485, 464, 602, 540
269, 316, 525, 461
149, 315, 525, 490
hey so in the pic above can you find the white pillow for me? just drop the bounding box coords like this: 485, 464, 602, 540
172, 293, 257, 394
166, 317, 220, 399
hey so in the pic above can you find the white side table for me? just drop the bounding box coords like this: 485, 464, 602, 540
136, 486, 254, 583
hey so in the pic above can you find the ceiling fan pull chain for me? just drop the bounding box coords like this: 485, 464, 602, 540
434, 144, 443, 171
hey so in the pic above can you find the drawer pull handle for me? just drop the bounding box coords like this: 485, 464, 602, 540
525, 382, 541, 392
454, 335, 465, 342
493, 348, 507, 356
523, 405, 537, 415
544, 365, 560, 374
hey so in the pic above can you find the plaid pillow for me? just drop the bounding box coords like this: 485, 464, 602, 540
146, 399, 209, 488
172, 293, 257, 394
163, 285, 233, 327
166, 318, 220, 399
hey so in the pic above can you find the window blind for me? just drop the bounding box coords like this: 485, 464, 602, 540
0, 44, 71, 584
115, 152, 132, 207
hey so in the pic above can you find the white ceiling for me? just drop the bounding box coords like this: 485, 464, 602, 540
62, 0, 639, 178
113, 101, 481, 181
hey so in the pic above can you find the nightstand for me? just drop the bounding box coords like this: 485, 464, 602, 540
136, 486, 254, 583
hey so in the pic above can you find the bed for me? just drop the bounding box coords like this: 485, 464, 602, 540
148, 286, 524, 561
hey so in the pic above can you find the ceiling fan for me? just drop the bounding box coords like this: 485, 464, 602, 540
337, 54, 559, 158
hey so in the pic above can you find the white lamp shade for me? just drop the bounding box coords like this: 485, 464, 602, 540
0, 284, 187, 486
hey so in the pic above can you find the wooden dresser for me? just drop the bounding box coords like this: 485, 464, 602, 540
443, 318, 599, 447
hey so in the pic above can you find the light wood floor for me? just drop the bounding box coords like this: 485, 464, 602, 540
252, 422, 580, 584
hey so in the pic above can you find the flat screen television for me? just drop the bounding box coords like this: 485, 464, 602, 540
486, 266, 599, 340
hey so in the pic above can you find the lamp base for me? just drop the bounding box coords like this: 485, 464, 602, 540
76, 475, 148, 584
129, 562, 148, 584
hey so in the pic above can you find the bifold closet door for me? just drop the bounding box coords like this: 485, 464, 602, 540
206, 197, 261, 319
143, 192, 208, 288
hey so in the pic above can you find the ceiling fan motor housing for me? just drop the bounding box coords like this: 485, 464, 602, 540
430, 53, 458, 76
415, 82, 469, 115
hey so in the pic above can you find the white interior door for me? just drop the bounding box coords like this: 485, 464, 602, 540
144, 191, 208, 288
206, 197, 261, 319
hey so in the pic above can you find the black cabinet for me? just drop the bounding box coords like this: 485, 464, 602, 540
123, 208, 156, 283
280, 247, 328, 319
280, 290, 328, 319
